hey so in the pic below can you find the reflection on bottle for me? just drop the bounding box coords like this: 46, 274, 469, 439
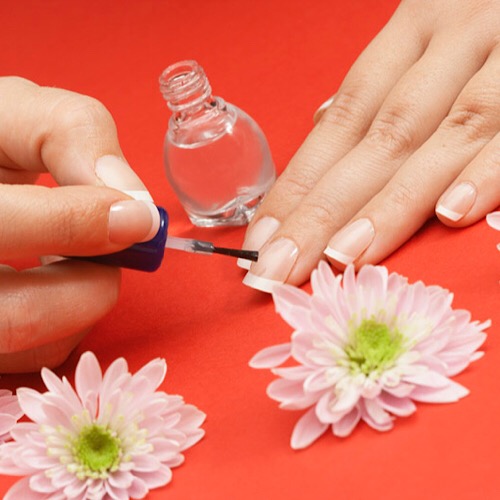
159, 60, 276, 227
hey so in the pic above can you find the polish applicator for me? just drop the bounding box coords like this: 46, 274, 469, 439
79, 206, 258, 271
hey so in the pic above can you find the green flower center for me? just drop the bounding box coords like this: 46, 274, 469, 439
73, 425, 121, 473
345, 319, 404, 375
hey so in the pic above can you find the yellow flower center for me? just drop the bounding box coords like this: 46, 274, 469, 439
345, 319, 404, 375
73, 425, 121, 474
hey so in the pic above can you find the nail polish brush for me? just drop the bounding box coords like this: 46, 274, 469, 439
78, 206, 258, 271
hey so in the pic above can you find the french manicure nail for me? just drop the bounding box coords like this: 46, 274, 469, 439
108, 200, 160, 244
313, 95, 335, 124
237, 216, 281, 270
95, 155, 153, 201
324, 218, 375, 265
243, 238, 299, 293
436, 182, 476, 222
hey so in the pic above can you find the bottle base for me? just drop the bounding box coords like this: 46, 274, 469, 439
186, 193, 266, 227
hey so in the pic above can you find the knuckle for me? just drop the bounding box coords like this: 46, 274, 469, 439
366, 106, 416, 157
385, 181, 418, 214
443, 102, 494, 143
50, 192, 103, 247
276, 169, 318, 199
298, 194, 338, 230
50, 94, 116, 136
319, 88, 369, 131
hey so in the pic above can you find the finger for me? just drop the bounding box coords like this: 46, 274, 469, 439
0, 184, 160, 259
243, 34, 489, 290
0, 260, 120, 355
0, 330, 87, 374
240, 4, 431, 258
0, 77, 152, 198
325, 50, 500, 267
436, 132, 500, 227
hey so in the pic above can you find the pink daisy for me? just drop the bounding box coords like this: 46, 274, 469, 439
0, 352, 205, 499
250, 263, 489, 450
0, 389, 23, 444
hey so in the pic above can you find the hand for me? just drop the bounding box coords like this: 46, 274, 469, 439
0, 77, 160, 373
241, 0, 500, 292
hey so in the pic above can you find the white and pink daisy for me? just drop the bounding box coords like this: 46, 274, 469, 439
0, 389, 22, 444
486, 211, 500, 250
250, 263, 489, 450
0, 352, 205, 499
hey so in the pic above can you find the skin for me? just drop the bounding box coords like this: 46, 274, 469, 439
0, 77, 155, 373
244, 0, 500, 285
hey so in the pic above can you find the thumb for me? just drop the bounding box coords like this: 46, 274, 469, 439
0, 184, 160, 259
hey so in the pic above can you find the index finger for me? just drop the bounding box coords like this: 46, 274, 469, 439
0, 76, 150, 197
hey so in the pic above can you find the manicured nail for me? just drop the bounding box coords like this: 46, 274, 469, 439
243, 238, 299, 293
436, 182, 476, 222
313, 95, 335, 124
237, 216, 281, 270
108, 200, 160, 244
324, 218, 375, 265
95, 155, 153, 202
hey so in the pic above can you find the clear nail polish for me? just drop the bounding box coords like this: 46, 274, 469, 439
436, 182, 476, 222
237, 216, 281, 269
324, 218, 375, 265
159, 60, 276, 227
243, 238, 299, 293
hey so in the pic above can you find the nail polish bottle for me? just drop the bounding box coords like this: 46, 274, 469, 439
159, 60, 276, 227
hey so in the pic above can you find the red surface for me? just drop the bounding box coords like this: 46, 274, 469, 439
0, 1, 499, 498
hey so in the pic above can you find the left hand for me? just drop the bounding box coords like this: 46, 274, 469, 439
241, 0, 500, 291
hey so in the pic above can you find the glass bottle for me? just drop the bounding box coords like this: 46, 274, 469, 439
159, 60, 276, 227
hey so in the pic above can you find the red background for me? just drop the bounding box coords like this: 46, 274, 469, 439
0, 1, 498, 498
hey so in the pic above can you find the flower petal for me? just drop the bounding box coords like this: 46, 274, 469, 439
360, 399, 394, 432
267, 379, 305, 403
332, 406, 361, 438
133, 358, 167, 392
378, 392, 417, 417
290, 407, 329, 450
249, 343, 291, 369
5, 477, 46, 500
74, 351, 103, 416
135, 464, 173, 489
404, 370, 452, 388
410, 381, 469, 403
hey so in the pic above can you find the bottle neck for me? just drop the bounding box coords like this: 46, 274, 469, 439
159, 60, 214, 118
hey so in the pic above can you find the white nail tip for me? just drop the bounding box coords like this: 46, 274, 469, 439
237, 258, 252, 270
323, 246, 355, 265
242, 272, 283, 294
436, 205, 463, 222
316, 96, 335, 114
123, 190, 154, 202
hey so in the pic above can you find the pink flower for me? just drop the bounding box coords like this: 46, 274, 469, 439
487, 212, 500, 250
0, 389, 23, 443
250, 263, 489, 450
0, 352, 205, 499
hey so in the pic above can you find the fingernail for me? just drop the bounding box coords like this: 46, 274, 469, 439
237, 216, 281, 270
324, 218, 375, 265
95, 155, 153, 202
243, 238, 299, 293
313, 95, 335, 124
108, 200, 160, 244
436, 182, 476, 222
